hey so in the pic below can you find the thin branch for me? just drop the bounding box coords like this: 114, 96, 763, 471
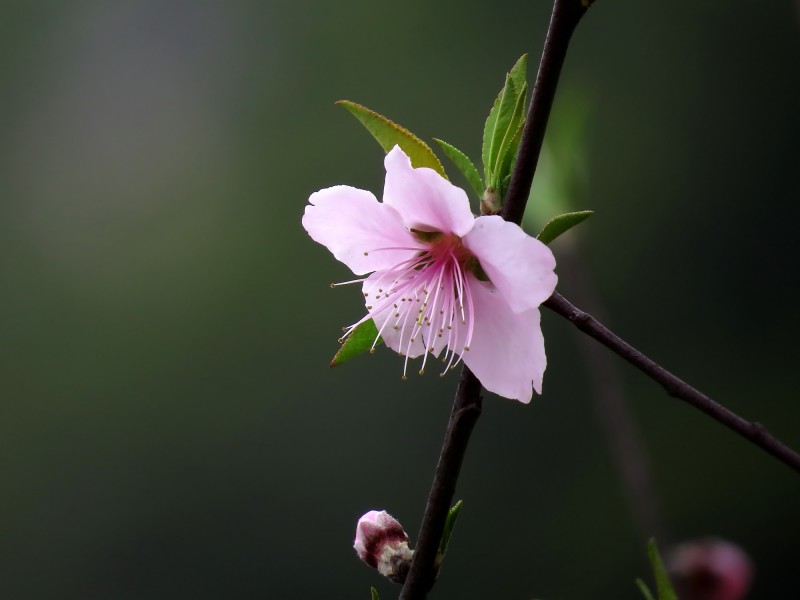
398, 369, 482, 599
544, 292, 800, 474
399, 2, 594, 598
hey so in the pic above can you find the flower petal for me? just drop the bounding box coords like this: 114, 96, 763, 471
462, 215, 557, 313
383, 146, 475, 237
461, 277, 547, 403
303, 185, 422, 275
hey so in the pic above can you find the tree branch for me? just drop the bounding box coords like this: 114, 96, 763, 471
544, 292, 800, 474
399, 2, 594, 598
397, 0, 799, 596
398, 369, 482, 599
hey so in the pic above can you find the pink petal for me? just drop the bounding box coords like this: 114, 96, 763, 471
303, 185, 423, 275
461, 277, 547, 403
383, 146, 475, 237
462, 215, 557, 314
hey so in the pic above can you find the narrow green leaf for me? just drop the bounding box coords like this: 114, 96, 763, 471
433, 139, 484, 198
484, 74, 520, 188
536, 210, 594, 245
337, 101, 447, 178
647, 538, 678, 600
330, 319, 382, 367
497, 118, 525, 199
492, 82, 527, 188
481, 55, 528, 189
508, 54, 528, 96
438, 500, 463, 557
370, 586, 380, 600
482, 91, 502, 185
635, 579, 657, 600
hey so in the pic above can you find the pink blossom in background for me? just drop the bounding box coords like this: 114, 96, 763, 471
668, 538, 753, 600
302, 146, 557, 403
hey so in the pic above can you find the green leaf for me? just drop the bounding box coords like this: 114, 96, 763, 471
481, 55, 529, 189
483, 74, 519, 187
482, 91, 501, 186
330, 319, 382, 367
647, 538, 678, 600
508, 54, 528, 97
496, 56, 529, 187
433, 139, 484, 198
492, 82, 527, 189
498, 117, 525, 196
635, 579, 656, 600
438, 500, 463, 556
536, 210, 593, 245
337, 100, 447, 178
370, 586, 380, 600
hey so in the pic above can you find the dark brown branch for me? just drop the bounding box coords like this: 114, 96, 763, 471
398, 369, 482, 599
399, 2, 594, 598
544, 292, 800, 474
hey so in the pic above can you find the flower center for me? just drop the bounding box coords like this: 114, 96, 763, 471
349, 231, 481, 379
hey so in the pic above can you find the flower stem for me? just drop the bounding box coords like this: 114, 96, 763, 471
399, 2, 594, 599
544, 292, 800, 474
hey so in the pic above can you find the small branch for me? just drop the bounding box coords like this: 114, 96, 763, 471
399, 2, 594, 599
398, 369, 482, 600
544, 292, 800, 474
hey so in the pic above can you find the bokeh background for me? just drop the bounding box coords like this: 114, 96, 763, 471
1, 1, 798, 598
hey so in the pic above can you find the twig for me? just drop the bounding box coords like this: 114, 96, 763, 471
544, 292, 800, 474
398, 369, 482, 599
399, 2, 594, 598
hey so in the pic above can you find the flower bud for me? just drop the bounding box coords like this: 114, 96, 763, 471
667, 538, 753, 600
354, 510, 413, 583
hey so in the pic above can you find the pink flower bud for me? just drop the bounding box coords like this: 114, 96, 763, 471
354, 510, 413, 583
668, 538, 753, 600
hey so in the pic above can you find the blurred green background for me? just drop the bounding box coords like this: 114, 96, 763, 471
1, 1, 798, 598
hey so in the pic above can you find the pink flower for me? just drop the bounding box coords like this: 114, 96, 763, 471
302, 146, 557, 403
354, 510, 413, 583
